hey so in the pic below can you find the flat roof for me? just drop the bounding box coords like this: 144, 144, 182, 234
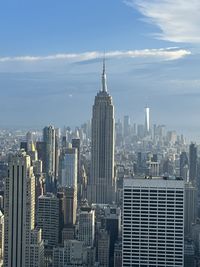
124, 177, 184, 189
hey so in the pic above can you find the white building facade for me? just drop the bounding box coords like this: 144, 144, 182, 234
123, 177, 184, 267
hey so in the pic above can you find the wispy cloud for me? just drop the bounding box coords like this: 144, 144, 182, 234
0, 48, 190, 63
124, 0, 200, 43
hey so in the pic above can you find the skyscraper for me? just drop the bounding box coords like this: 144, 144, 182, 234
97, 229, 110, 267
78, 202, 95, 247
89, 60, 115, 204
72, 138, 81, 180
184, 182, 197, 237
37, 193, 59, 250
61, 147, 77, 188
144, 105, 150, 135
4, 151, 35, 267
43, 125, 59, 192
63, 187, 77, 227
123, 177, 184, 267
104, 205, 121, 267
189, 143, 197, 185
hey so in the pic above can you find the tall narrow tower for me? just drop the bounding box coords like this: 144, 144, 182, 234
4, 151, 35, 267
189, 143, 197, 185
89, 60, 115, 204
43, 125, 56, 192
145, 105, 150, 135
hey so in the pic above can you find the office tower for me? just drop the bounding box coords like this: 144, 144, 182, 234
37, 193, 59, 250
29, 229, 44, 267
33, 160, 44, 220
0, 211, 4, 264
185, 182, 197, 237
123, 177, 184, 267
144, 106, 150, 135
78, 202, 95, 246
61, 147, 77, 188
180, 151, 189, 180
72, 138, 81, 179
63, 187, 77, 226
97, 229, 110, 267
123, 115, 130, 138
43, 126, 56, 192
55, 128, 60, 184
89, 60, 115, 204
72, 138, 82, 202
104, 206, 121, 267
80, 165, 88, 200
189, 143, 197, 185
4, 151, 35, 267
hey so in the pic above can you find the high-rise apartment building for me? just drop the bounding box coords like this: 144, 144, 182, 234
89, 61, 115, 204
123, 177, 184, 267
4, 151, 35, 267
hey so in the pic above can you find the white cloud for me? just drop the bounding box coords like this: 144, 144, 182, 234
0, 48, 191, 63
124, 0, 200, 43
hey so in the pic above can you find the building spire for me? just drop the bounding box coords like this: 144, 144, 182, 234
101, 54, 107, 92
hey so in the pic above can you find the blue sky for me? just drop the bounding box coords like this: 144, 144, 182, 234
0, 0, 200, 140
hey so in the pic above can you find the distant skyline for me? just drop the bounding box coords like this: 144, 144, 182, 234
0, 0, 200, 140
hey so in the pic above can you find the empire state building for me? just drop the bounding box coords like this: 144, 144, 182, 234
88, 60, 115, 204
